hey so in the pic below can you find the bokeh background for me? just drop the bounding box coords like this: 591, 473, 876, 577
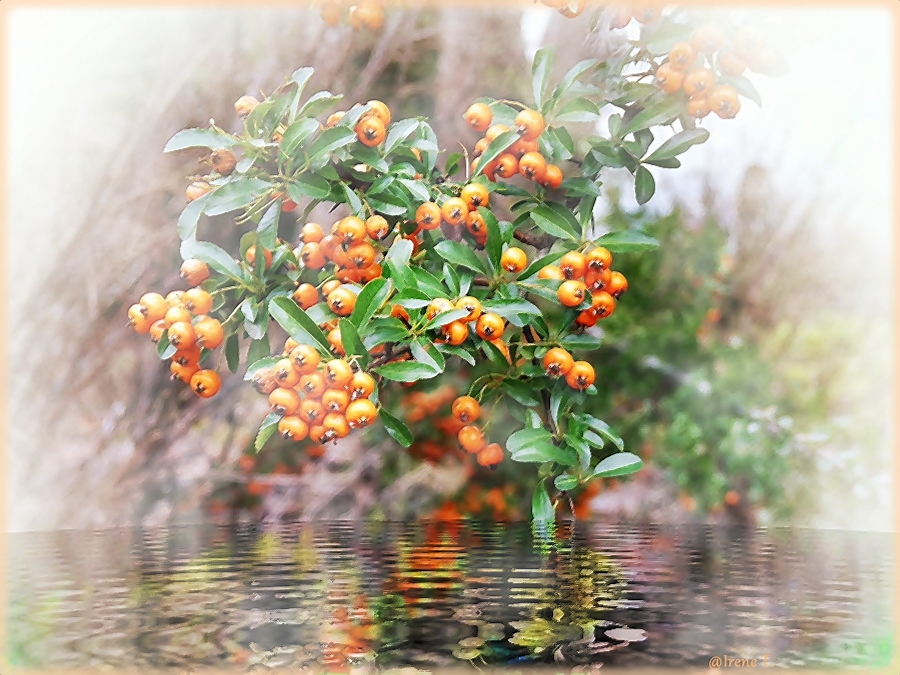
6, 4, 894, 533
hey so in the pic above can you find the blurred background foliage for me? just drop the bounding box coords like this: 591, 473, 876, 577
8, 4, 890, 533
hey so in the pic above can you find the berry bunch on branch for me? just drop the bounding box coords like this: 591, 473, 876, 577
131, 9, 782, 521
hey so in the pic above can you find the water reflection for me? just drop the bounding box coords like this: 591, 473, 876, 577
7, 521, 893, 670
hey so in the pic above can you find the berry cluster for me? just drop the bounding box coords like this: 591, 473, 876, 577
127, 259, 225, 399
655, 23, 782, 120
538, 245, 628, 327
253, 340, 380, 447
542, 347, 596, 391
464, 104, 563, 189
452, 396, 505, 470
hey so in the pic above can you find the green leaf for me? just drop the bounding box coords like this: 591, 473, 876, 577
247, 334, 270, 366
554, 474, 578, 492
563, 177, 603, 198
203, 178, 274, 216
342, 183, 365, 218
620, 95, 684, 136
374, 360, 440, 382
255, 411, 281, 452
585, 416, 625, 452
279, 118, 320, 158
379, 409, 413, 447
384, 118, 419, 155
363, 318, 409, 348
177, 194, 208, 241
560, 332, 602, 350
549, 58, 600, 107
508, 428, 577, 466
268, 296, 332, 354
481, 298, 542, 322
531, 204, 579, 242
338, 318, 369, 366
644, 156, 681, 169
307, 126, 356, 161
503, 379, 542, 406
288, 172, 331, 202
435, 343, 476, 366
257, 200, 281, 251
634, 165, 655, 205
296, 91, 343, 119
481, 207, 503, 272
349, 277, 391, 329
225, 333, 240, 373
473, 130, 520, 176
411, 338, 445, 372
531, 47, 553, 111
164, 127, 233, 152
592, 452, 643, 478
645, 128, 710, 161
553, 97, 601, 123
508, 427, 553, 454
397, 178, 431, 203
594, 229, 659, 252
156, 330, 176, 360
180, 239, 247, 284
424, 308, 470, 330
532, 481, 555, 522
433, 240, 487, 274
386, 235, 414, 268
243, 356, 281, 381
410, 267, 448, 297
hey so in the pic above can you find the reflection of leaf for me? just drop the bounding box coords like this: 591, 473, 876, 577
508, 618, 583, 652
452, 647, 483, 660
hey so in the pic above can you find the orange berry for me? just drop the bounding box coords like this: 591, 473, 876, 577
591, 290, 616, 318
565, 361, 595, 390
269, 387, 300, 415
246, 245, 273, 270
180, 259, 210, 286
346, 399, 378, 428
322, 388, 351, 413
458, 425, 486, 454
300, 222, 325, 244
494, 153, 519, 179
274, 358, 302, 388
539, 164, 563, 189
349, 371, 376, 400
293, 283, 319, 310
165, 290, 186, 307
190, 369, 221, 398
477, 443, 504, 469
415, 202, 442, 230
441, 197, 468, 227
325, 111, 345, 128
460, 183, 490, 211
538, 265, 565, 280
668, 42, 697, 71
426, 298, 454, 321
149, 319, 167, 343
167, 321, 197, 349
514, 108, 545, 142
686, 96, 711, 119
683, 68, 716, 97
500, 247, 528, 273
172, 345, 201, 367
327, 327, 345, 356
463, 102, 493, 132
183, 287, 213, 315
127, 304, 152, 334
299, 372, 327, 399
691, 23, 725, 53
442, 320, 469, 346
655, 63, 685, 94
323, 412, 351, 438
300, 399, 326, 425
194, 316, 224, 350
290, 344, 321, 375
279, 415, 309, 441
518, 151, 547, 181
465, 210, 487, 238
355, 116, 386, 147
454, 296, 482, 322
557, 279, 587, 307
484, 123, 510, 144
607, 271, 628, 298
170, 360, 200, 384
475, 312, 504, 340
586, 246, 613, 271
543, 347, 574, 377
139, 293, 169, 323
325, 359, 354, 388
559, 251, 587, 280
335, 216, 367, 246
321, 279, 342, 297
452, 396, 480, 423
365, 99, 391, 127
707, 84, 741, 119
365, 215, 390, 240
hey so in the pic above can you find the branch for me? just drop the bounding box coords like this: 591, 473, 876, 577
513, 228, 553, 249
